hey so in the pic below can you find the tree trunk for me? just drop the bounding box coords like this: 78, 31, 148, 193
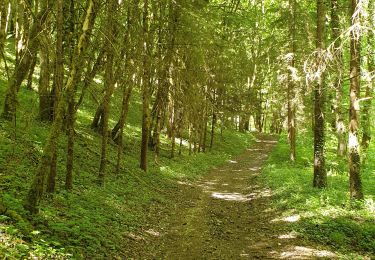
24, 0, 98, 213
26, 55, 37, 90
48, 0, 66, 192
53, 0, 65, 121
2, 4, 54, 120
76, 50, 105, 111
361, 0, 374, 151
65, 88, 75, 190
288, 0, 296, 162
188, 123, 192, 155
38, 34, 52, 121
313, 0, 327, 188
348, 0, 363, 200
0, 0, 7, 66
140, 0, 152, 172
331, 0, 346, 156
98, 0, 118, 185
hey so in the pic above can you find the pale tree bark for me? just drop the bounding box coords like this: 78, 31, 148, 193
25, 0, 99, 213
331, 0, 346, 156
313, 0, 327, 188
348, 0, 363, 199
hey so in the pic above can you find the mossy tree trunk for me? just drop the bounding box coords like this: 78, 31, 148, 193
25, 0, 99, 213
140, 0, 152, 172
2, 3, 53, 120
313, 0, 327, 188
98, 0, 118, 185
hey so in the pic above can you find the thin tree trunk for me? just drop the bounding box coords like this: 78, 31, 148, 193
76, 50, 105, 111
170, 101, 176, 158
38, 34, 52, 121
2, 4, 54, 120
65, 88, 75, 190
313, 0, 327, 188
331, 0, 346, 156
0, 0, 7, 66
361, 0, 374, 151
98, 0, 118, 185
188, 123, 192, 155
24, 0, 98, 213
140, 0, 151, 172
348, 0, 363, 199
26, 55, 37, 90
288, 0, 296, 162
202, 101, 208, 153
115, 85, 133, 174
210, 111, 216, 150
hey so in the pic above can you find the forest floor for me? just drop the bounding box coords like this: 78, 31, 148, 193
125, 134, 338, 259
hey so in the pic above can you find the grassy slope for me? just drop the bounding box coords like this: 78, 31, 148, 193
0, 74, 254, 258
261, 131, 375, 258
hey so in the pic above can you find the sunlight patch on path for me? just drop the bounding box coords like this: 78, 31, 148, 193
277, 246, 337, 259
255, 139, 278, 144
211, 188, 272, 202
145, 229, 161, 237
272, 214, 301, 223
278, 232, 298, 239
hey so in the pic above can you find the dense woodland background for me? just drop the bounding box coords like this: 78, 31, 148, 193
0, 0, 374, 258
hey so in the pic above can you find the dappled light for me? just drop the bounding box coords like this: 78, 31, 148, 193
0, 0, 373, 258
278, 232, 297, 239
212, 192, 253, 202
272, 215, 301, 223
278, 246, 336, 259
228, 160, 238, 164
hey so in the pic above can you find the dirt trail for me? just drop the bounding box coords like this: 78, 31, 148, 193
131, 134, 337, 259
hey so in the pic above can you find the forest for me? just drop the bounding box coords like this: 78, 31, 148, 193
0, 0, 374, 258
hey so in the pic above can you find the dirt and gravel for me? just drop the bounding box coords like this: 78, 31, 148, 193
124, 134, 337, 259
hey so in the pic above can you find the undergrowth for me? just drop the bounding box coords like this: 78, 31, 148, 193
0, 74, 253, 258
261, 131, 375, 258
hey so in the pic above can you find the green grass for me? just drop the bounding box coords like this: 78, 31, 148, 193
261, 131, 375, 258
0, 69, 254, 258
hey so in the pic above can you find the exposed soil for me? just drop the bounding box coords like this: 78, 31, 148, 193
124, 134, 337, 259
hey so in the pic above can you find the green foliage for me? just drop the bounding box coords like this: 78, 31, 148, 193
0, 75, 253, 258
261, 133, 375, 257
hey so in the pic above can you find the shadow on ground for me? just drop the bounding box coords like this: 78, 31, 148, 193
124, 134, 338, 259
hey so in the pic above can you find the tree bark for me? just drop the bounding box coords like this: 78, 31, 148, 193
2, 3, 54, 120
348, 0, 363, 199
140, 0, 152, 172
331, 0, 346, 156
287, 0, 297, 162
24, 0, 99, 213
0, 0, 7, 67
361, 0, 374, 151
38, 34, 52, 121
98, 0, 118, 185
313, 0, 327, 188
